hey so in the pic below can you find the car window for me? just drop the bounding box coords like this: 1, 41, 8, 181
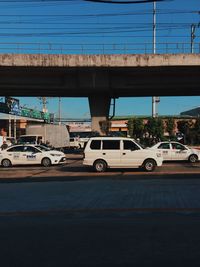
7, 146, 24, 152
18, 136, 37, 144
23, 146, 40, 153
123, 140, 140, 150
35, 145, 50, 151
102, 140, 120, 150
158, 143, 170, 149
90, 140, 101, 150
171, 143, 186, 150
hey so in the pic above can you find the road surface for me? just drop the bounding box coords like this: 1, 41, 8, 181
1, 156, 200, 266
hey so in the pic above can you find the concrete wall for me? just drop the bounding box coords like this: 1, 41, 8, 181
0, 54, 200, 67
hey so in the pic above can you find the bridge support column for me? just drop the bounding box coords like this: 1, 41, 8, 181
89, 95, 111, 135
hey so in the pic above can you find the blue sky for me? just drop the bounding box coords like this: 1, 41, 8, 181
0, 0, 200, 118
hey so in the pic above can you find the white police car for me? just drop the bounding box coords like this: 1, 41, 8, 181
150, 141, 200, 163
0, 144, 66, 167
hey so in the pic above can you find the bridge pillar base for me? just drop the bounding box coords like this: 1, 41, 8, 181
88, 96, 111, 135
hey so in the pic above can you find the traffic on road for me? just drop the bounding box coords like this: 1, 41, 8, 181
1, 138, 200, 175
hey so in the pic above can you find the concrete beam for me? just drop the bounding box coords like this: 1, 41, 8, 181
0, 54, 200, 67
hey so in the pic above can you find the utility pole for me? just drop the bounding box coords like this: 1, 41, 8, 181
191, 23, 200, 54
152, 1, 159, 118
38, 97, 48, 113
153, 0, 156, 54
58, 97, 61, 125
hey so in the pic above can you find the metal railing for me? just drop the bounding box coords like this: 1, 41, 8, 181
0, 42, 199, 54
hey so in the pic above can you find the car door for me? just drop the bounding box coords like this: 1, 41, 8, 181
157, 142, 172, 161
171, 142, 189, 160
121, 140, 143, 167
21, 146, 42, 165
101, 139, 121, 167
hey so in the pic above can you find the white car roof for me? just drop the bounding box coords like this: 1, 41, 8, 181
88, 137, 134, 140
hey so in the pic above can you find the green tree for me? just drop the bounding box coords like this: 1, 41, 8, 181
194, 118, 200, 133
166, 118, 175, 137
177, 120, 194, 144
146, 117, 164, 140
193, 118, 200, 144
127, 118, 144, 139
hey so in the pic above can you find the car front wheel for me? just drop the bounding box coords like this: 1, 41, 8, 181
143, 159, 156, 172
188, 154, 198, 163
42, 157, 51, 167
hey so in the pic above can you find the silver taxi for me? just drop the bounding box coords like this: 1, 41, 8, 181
150, 141, 200, 163
0, 144, 66, 167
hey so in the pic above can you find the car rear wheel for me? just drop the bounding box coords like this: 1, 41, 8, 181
188, 154, 198, 163
143, 159, 156, 172
1, 159, 12, 167
42, 157, 51, 167
93, 159, 107, 172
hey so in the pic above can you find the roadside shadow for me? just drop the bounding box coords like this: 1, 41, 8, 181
1, 167, 200, 184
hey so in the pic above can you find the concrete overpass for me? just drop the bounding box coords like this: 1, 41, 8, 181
0, 53, 200, 133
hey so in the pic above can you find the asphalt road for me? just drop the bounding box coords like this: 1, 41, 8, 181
1, 212, 200, 267
1, 152, 200, 180
1, 156, 200, 266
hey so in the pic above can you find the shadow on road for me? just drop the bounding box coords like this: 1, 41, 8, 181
0, 172, 200, 184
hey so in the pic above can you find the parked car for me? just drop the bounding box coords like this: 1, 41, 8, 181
150, 141, 200, 162
83, 137, 163, 172
0, 144, 66, 167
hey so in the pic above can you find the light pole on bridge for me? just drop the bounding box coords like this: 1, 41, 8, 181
152, 0, 159, 118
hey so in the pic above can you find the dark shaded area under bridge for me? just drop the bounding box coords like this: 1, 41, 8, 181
0, 53, 199, 97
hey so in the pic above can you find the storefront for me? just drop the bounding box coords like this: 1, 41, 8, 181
0, 112, 45, 140
0, 97, 54, 140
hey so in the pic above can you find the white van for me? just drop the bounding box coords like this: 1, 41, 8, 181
83, 137, 163, 172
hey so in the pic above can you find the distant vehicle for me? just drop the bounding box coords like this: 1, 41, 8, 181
83, 137, 163, 172
0, 144, 66, 167
70, 131, 99, 149
150, 141, 200, 163
6, 137, 16, 146
18, 123, 70, 150
0, 136, 16, 148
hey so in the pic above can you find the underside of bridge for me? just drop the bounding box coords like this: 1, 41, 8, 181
0, 66, 200, 97
0, 54, 199, 134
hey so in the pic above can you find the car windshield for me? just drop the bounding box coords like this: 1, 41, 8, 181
18, 136, 37, 144
35, 145, 51, 151
134, 139, 146, 149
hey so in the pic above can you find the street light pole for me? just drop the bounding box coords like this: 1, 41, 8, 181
153, 0, 156, 54
152, 1, 157, 118
58, 97, 61, 125
191, 23, 200, 54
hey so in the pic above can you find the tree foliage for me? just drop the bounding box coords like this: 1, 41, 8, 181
127, 118, 145, 138
166, 118, 175, 136
145, 117, 164, 140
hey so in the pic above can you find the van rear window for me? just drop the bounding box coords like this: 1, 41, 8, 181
90, 140, 101, 150
103, 140, 120, 150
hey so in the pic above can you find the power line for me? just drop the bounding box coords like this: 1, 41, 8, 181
84, 0, 165, 3
0, 10, 198, 16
